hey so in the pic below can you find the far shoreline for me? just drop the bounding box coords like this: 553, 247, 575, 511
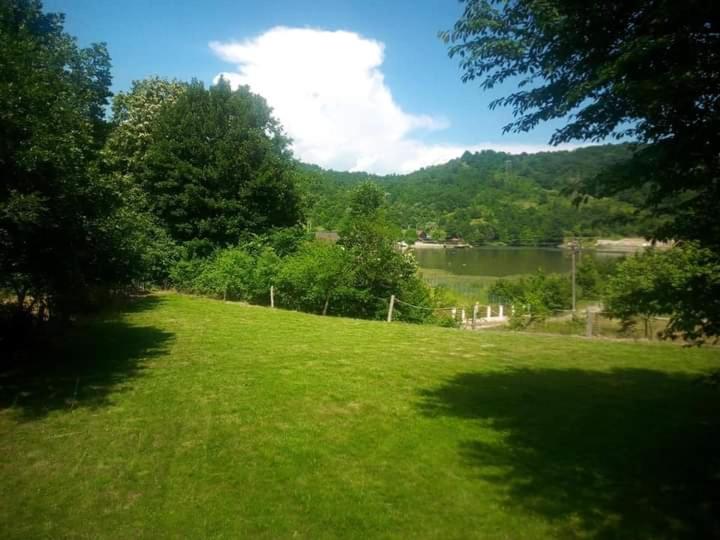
409, 237, 672, 253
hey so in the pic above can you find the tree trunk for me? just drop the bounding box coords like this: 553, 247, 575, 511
14, 287, 27, 312
322, 294, 330, 316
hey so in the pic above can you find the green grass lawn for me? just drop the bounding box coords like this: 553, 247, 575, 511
1, 293, 719, 539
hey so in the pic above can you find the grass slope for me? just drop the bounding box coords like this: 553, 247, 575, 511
1, 293, 719, 539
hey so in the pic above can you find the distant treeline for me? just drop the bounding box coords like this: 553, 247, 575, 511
298, 144, 662, 246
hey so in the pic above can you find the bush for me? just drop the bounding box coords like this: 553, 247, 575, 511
196, 248, 255, 300
274, 239, 434, 322
170, 246, 281, 302
275, 242, 355, 315
604, 244, 720, 343
577, 257, 602, 298
488, 270, 572, 324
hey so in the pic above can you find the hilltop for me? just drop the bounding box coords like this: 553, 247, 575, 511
299, 144, 660, 245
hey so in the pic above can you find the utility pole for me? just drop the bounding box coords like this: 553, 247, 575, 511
569, 239, 579, 312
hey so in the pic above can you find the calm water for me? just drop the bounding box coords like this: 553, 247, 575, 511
414, 246, 623, 277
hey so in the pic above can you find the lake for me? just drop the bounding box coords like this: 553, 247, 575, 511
414, 246, 624, 277
414, 247, 571, 277
414, 246, 626, 302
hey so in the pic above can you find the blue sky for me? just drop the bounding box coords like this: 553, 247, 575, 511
46, 0, 581, 173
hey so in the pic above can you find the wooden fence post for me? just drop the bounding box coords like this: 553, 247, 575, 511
387, 294, 395, 322
270, 286, 275, 308
472, 303, 479, 329
499, 304, 504, 318
486, 305, 491, 319
586, 308, 593, 338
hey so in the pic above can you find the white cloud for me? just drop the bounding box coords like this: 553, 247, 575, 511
210, 27, 582, 174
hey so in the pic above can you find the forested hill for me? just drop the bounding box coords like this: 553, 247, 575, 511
298, 144, 659, 246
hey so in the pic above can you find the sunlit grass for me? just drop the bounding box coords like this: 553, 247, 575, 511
1, 293, 718, 539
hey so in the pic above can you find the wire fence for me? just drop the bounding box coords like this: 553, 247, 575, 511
533, 310, 672, 340
381, 292, 673, 341
262, 286, 670, 341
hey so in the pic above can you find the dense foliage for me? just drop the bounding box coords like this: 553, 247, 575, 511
0, 1, 308, 354
605, 244, 720, 344
0, 0, 125, 320
135, 79, 302, 248
444, 0, 720, 341
442, 0, 719, 242
4, 0, 718, 347
171, 183, 434, 323
171, 246, 281, 303
488, 271, 572, 325
300, 145, 658, 246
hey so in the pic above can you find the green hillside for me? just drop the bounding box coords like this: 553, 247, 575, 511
300, 144, 661, 245
2, 294, 718, 539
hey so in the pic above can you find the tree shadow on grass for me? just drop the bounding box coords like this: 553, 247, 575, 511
0, 296, 173, 421
419, 368, 720, 539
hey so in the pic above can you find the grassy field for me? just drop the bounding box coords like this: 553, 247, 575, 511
1, 293, 719, 539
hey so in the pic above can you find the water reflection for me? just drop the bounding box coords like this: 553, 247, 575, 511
414, 247, 625, 277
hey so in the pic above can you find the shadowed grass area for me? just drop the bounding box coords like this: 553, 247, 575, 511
0, 293, 718, 539
420, 369, 720, 539
0, 296, 173, 421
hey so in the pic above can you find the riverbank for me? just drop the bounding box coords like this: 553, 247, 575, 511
562, 237, 673, 252
412, 240, 472, 249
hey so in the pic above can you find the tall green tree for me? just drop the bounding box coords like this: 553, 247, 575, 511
101, 77, 188, 284
137, 79, 302, 247
443, 0, 720, 340
104, 77, 187, 177
605, 245, 720, 343
442, 0, 720, 249
338, 182, 432, 321
0, 0, 120, 317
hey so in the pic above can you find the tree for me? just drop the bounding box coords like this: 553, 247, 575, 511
300, 146, 652, 248
103, 77, 187, 177
443, 0, 720, 341
489, 271, 572, 317
0, 0, 121, 319
576, 257, 602, 299
276, 242, 355, 315
339, 182, 433, 321
604, 245, 720, 343
137, 79, 302, 246
442, 0, 720, 249
101, 77, 188, 284
170, 245, 281, 303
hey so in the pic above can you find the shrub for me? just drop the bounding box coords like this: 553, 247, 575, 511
275, 242, 354, 314
171, 246, 280, 302
488, 270, 572, 324
604, 244, 720, 343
